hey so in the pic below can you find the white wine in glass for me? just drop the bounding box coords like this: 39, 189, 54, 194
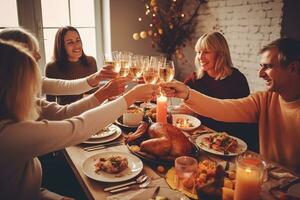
129, 55, 144, 80
104, 52, 120, 73
118, 60, 130, 77
143, 70, 159, 84
159, 67, 175, 82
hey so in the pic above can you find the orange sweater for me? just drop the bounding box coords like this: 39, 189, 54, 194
185, 90, 300, 173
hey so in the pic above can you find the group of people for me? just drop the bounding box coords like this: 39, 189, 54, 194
0, 25, 299, 200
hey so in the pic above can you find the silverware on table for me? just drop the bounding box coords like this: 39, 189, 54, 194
109, 177, 151, 193
104, 174, 148, 192
83, 141, 124, 151
149, 186, 160, 200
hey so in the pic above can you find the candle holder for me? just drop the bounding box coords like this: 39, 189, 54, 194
234, 152, 266, 200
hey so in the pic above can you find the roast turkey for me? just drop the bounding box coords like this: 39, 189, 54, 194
126, 122, 193, 160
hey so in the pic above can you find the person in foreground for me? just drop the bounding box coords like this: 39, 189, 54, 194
161, 38, 300, 173
182, 32, 258, 152
0, 40, 158, 200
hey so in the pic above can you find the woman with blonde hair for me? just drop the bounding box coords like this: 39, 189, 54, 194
183, 32, 258, 151
0, 27, 117, 96
0, 40, 158, 199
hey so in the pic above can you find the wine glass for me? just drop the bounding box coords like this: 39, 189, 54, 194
159, 60, 175, 83
117, 51, 132, 77
129, 55, 144, 81
159, 60, 175, 109
140, 56, 161, 109
104, 51, 121, 73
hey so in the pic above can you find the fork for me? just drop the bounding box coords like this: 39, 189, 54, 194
109, 177, 151, 193
104, 174, 148, 191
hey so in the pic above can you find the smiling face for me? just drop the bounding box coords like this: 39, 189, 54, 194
63, 30, 82, 62
259, 48, 290, 94
196, 49, 217, 73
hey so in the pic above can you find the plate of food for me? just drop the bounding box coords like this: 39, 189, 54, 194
172, 114, 201, 131
82, 126, 122, 144
126, 122, 200, 165
165, 159, 235, 200
195, 132, 247, 156
82, 151, 143, 182
90, 124, 117, 139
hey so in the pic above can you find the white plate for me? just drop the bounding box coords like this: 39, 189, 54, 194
90, 124, 117, 139
82, 151, 143, 182
287, 183, 300, 198
172, 114, 201, 131
195, 133, 247, 156
82, 126, 122, 144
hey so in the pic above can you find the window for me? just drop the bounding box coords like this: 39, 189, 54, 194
41, 0, 97, 63
0, 0, 18, 31
0, 0, 103, 73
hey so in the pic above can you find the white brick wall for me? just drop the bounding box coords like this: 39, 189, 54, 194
179, 0, 283, 92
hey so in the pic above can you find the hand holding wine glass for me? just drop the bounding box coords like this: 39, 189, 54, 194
141, 56, 161, 108
159, 60, 176, 109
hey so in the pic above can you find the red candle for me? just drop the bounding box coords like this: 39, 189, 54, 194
156, 95, 167, 124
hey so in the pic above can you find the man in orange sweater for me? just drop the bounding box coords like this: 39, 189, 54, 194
162, 38, 300, 174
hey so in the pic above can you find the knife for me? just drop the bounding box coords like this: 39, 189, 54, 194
149, 186, 160, 200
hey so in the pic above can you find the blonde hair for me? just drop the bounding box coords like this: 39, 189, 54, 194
0, 27, 39, 52
194, 32, 233, 80
0, 40, 41, 121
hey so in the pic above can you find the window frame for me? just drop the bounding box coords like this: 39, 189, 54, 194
16, 0, 104, 74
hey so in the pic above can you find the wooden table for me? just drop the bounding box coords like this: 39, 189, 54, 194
63, 127, 297, 200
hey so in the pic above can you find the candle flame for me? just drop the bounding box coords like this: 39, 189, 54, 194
245, 168, 252, 173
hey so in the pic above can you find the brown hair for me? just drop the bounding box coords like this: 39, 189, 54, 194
194, 32, 233, 80
52, 26, 89, 72
0, 40, 41, 121
260, 38, 300, 69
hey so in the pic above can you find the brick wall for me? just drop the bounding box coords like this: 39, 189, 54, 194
179, 0, 283, 92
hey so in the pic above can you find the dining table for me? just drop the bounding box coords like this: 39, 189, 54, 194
63, 124, 299, 200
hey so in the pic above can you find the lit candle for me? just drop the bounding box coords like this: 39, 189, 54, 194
156, 94, 167, 124
234, 156, 264, 200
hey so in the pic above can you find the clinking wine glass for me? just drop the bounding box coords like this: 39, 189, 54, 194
159, 60, 175, 110
129, 55, 144, 81
117, 51, 132, 78
141, 56, 160, 109
104, 51, 121, 73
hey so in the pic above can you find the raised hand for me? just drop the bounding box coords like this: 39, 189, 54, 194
124, 84, 159, 106
160, 81, 190, 100
93, 77, 130, 102
87, 64, 118, 87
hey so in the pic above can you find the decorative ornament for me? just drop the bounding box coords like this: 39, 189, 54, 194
133, 33, 140, 40
133, 0, 204, 60
140, 31, 148, 39
150, 0, 157, 6
148, 30, 153, 36
158, 28, 164, 35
